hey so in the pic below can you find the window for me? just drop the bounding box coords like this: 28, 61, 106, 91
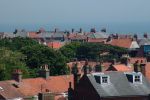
93, 73, 110, 84
134, 75, 141, 83
102, 77, 108, 83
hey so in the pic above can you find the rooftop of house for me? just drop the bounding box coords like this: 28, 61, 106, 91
138, 38, 150, 46
107, 38, 139, 49
87, 38, 106, 43
0, 75, 73, 98
67, 61, 112, 73
47, 41, 63, 49
87, 32, 109, 39
0, 81, 24, 99
86, 71, 150, 97
106, 64, 132, 72
129, 57, 147, 64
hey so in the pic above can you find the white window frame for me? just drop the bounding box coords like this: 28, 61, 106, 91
101, 76, 110, 84
133, 75, 142, 84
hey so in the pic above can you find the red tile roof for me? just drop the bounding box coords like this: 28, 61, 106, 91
28, 32, 39, 38
108, 38, 133, 48
0, 82, 24, 99
87, 38, 106, 43
106, 64, 132, 72
47, 41, 63, 49
8, 75, 73, 97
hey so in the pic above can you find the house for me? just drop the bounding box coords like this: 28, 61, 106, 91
71, 70, 150, 100
137, 38, 150, 57
47, 41, 64, 49
0, 65, 73, 100
107, 38, 139, 49
0, 82, 24, 100
87, 32, 109, 39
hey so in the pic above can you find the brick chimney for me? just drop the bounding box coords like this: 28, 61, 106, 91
90, 28, 96, 33
72, 28, 75, 33
39, 64, 50, 79
121, 56, 130, 67
83, 59, 91, 75
72, 62, 81, 89
68, 82, 74, 100
79, 28, 83, 33
111, 59, 116, 65
140, 60, 146, 76
133, 60, 140, 72
12, 69, 22, 82
133, 34, 138, 41
95, 62, 102, 72
144, 33, 148, 38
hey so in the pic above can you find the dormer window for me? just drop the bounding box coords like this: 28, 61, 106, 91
125, 72, 142, 84
93, 73, 110, 84
102, 76, 108, 83
134, 75, 142, 83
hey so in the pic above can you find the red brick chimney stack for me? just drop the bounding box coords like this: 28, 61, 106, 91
12, 69, 22, 82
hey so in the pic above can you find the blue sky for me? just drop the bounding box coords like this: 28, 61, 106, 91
0, 0, 150, 32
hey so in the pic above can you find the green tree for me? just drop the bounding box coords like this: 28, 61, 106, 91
0, 37, 38, 51
21, 45, 68, 75
0, 48, 29, 80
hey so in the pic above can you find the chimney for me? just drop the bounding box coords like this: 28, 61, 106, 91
133, 34, 138, 41
115, 33, 119, 39
68, 82, 74, 100
111, 59, 116, 65
54, 28, 58, 33
72, 62, 81, 89
95, 62, 102, 72
12, 69, 22, 82
143, 33, 148, 38
133, 60, 140, 72
101, 28, 106, 33
39, 64, 50, 79
90, 28, 96, 33
72, 28, 75, 33
79, 28, 83, 33
140, 60, 146, 76
82, 59, 92, 74
121, 56, 130, 67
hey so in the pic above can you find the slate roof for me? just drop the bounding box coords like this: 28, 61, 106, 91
87, 72, 150, 97
87, 32, 109, 39
138, 38, 150, 46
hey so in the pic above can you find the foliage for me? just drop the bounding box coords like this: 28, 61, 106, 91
59, 42, 81, 61
60, 42, 127, 61
21, 45, 68, 75
0, 48, 29, 80
0, 37, 38, 51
